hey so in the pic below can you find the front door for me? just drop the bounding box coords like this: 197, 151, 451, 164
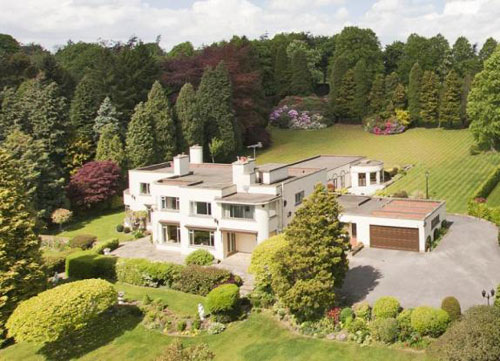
227, 233, 236, 255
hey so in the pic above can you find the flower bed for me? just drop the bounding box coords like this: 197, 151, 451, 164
364, 114, 406, 135
269, 96, 329, 130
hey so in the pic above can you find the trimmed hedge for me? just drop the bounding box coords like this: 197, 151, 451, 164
65, 250, 117, 280
472, 166, 500, 199
173, 265, 235, 296
69, 234, 97, 250
370, 318, 399, 344
185, 249, 214, 266
42, 248, 82, 273
411, 306, 450, 337
115, 258, 182, 288
206, 284, 240, 314
373, 296, 401, 319
6, 279, 116, 343
441, 296, 461, 322
93, 238, 120, 254
496, 284, 500, 308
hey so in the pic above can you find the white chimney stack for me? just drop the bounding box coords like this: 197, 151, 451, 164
232, 156, 256, 191
173, 154, 190, 176
189, 145, 203, 164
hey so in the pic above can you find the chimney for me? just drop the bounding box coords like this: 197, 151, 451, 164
232, 156, 256, 191
173, 154, 190, 176
189, 145, 203, 164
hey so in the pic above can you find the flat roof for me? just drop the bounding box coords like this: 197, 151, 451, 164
256, 163, 287, 172
215, 193, 279, 205
157, 163, 234, 189
291, 155, 364, 171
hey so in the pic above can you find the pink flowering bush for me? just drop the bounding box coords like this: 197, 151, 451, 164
363, 114, 406, 135
269, 95, 330, 130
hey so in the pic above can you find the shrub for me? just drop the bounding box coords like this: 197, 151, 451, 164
411, 306, 450, 337
6, 279, 116, 343
370, 318, 399, 344
65, 250, 117, 280
207, 322, 226, 335
116, 258, 182, 288
248, 234, 287, 290
155, 339, 215, 361
192, 319, 201, 330
396, 308, 414, 341
206, 284, 240, 314
340, 307, 354, 324
93, 238, 120, 254
42, 248, 81, 273
51, 208, 73, 230
373, 296, 400, 319
347, 318, 368, 334
429, 306, 500, 361
353, 301, 371, 321
116, 224, 124, 232
177, 320, 187, 332
495, 284, 500, 308
441, 296, 461, 321
124, 227, 131, 233
173, 265, 235, 296
69, 234, 97, 250
185, 249, 214, 266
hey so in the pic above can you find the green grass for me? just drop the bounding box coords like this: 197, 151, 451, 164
257, 125, 500, 213
53, 209, 131, 242
487, 183, 500, 207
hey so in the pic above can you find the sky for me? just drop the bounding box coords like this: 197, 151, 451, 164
0, 0, 499, 52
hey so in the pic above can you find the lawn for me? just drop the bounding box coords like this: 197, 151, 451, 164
0, 286, 432, 361
257, 125, 500, 213
487, 183, 500, 207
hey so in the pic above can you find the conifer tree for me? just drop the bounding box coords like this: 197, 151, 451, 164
353, 59, 371, 120
289, 49, 313, 96
0, 148, 46, 341
125, 102, 156, 168
420, 70, 440, 125
176, 83, 203, 151
93, 97, 121, 141
274, 45, 290, 97
369, 73, 386, 114
329, 55, 349, 116
408, 63, 423, 124
384, 72, 399, 104
96, 124, 126, 168
392, 83, 407, 109
478, 37, 498, 65
0, 87, 19, 141
439, 70, 462, 128
336, 69, 356, 120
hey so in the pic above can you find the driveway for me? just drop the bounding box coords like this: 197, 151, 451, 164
340, 215, 500, 310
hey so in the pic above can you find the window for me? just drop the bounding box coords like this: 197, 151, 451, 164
295, 191, 305, 206
333, 178, 338, 189
189, 229, 215, 247
370, 172, 377, 184
224, 204, 254, 219
162, 224, 180, 243
358, 173, 366, 187
140, 183, 150, 195
191, 201, 212, 216
431, 215, 440, 229
269, 201, 277, 218
380, 170, 384, 183
340, 174, 346, 188
161, 196, 179, 210
227, 233, 236, 254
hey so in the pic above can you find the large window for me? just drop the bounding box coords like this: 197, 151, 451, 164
189, 229, 215, 247
295, 191, 305, 206
161, 196, 179, 210
370, 172, 377, 184
161, 224, 180, 243
140, 183, 150, 195
431, 215, 440, 229
191, 201, 212, 216
358, 173, 366, 187
224, 204, 254, 219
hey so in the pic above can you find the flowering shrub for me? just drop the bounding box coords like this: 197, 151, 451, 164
270, 105, 326, 130
363, 114, 406, 135
326, 307, 341, 325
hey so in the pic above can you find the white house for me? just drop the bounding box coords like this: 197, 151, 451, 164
123, 146, 446, 258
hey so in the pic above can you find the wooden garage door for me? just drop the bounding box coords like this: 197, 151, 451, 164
370, 225, 419, 252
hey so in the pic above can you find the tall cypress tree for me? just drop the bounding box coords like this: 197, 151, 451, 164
0, 148, 46, 341
274, 45, 290, 97
329, 55, 349, 116
419, 70, 440, 125
336, 69, 356, 120
144, 81, 176, 162
289, 49, 313, 96
197, 62, 238, 162
392, 83, 407, 109
96, 124, 126, 168
408, 63, 423, 124
369, 73, 386, 114
93, 97, 121, 141
439, 70, 462, 128
125, 102, 156, 168
384, 72, 399, 104
353, 59, 371, 120
176, 83, 203, 151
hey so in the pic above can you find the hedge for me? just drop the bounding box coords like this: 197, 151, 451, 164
6, 279, 116, 343
115, 258, 183, 288
373, 296, 401, 319
65, 250, 117, 280
93, 238, 120, 254
43, 248, 82, 273
206, 284, 240, 314
173, 265, 235, 296
68, 234, 97, 250
185, 249, 214, 266
472, 166, 500, 199
411, 306, 450, 337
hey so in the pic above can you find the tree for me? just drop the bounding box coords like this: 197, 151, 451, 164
289, 49, 313, 96
125, 102, 156, 168
408, 63, 423, 124
66, 161, 122, 209
197, 62, 238, 161
176, 83, 203, 151
385, 72, 399, 104
0, 148, 46, 341
383, 41, 405, 75
274, 45, 290, 97
95, 124, 125, 168
51, 208, 73, 231
353, 59, 371, 120
468, 47, 500, 150
392, 83, 407, 109
208, 138, 223, 163
419, 70, 439, 125
439, 70, 462, 128
271, 184, 350, 321
167, 41, 195, 58
478, 37, 498, 65
335, 69, 356, 120
329, 55, 349, 116
451, 36, 479, 77
286, 40, 322, 85
93, 97, 121, 141
369, 73, 386, 114
144, 81, 176, 162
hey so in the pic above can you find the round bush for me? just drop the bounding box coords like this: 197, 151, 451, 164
373, 296, 400, 319
340, 307, 354, 324
69, 234, 97, 250
353, 301, 371, 321
123, 227, 131, 234
429, 306, 500, 361
6, 279, 117, 343
116, 224, 124, 232
396, 308, 413, 341
185, 249, 214, 266
370, 318, 399, 344
411, 306, 450, 337
206, 284, 240, 314
347, 318, 368, 334
441, 296, 461, 322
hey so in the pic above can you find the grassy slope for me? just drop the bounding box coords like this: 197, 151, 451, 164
257, 125, 500, 213
487, 183, 500, 207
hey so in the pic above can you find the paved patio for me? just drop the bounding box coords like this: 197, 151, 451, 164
339, 214, 500, 309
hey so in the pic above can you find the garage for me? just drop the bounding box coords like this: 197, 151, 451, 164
370, 225, 419, 252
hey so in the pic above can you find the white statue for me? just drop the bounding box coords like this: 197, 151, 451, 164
198, 303, 205, 321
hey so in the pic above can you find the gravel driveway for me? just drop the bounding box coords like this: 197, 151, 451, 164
340, 214, 500, 310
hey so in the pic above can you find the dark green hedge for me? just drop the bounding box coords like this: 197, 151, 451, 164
173, 265, 236, 296
65, 251, 117, 280
472, 166, 500, 199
